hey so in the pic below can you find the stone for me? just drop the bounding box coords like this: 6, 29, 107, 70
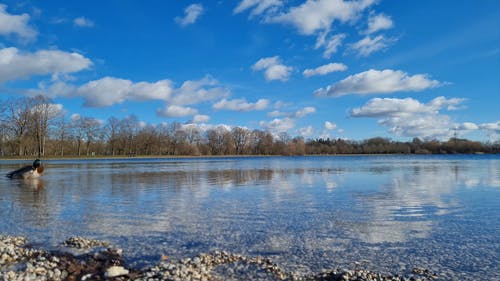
104, 265, 129, 278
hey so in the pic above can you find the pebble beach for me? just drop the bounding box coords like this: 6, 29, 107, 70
1, 235, 441, 281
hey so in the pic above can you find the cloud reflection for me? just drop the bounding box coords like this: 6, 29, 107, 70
0, 157, 498, 266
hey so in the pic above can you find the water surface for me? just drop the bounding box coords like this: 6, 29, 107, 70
1, 155, 499, 280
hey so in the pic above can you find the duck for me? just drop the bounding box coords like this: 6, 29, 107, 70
6, 159, 45, 179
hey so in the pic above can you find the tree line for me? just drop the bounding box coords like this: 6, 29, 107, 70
1, 95, 498, 157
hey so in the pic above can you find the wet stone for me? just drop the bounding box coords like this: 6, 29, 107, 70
1, 235, 447, 281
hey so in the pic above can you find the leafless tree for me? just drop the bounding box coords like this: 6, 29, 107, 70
231, 127, 250, 155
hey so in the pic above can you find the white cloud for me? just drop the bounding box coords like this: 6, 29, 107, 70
73, 16, 94, 27
348, 35, 396, 56
70, 113, 81, 121
76, 77, 173, 107
303, 62, 347, 77
175, 3, 204, 27
29, 75, 228, 112
192, 114, 210, 123
270, 0, 375, 35
351, 97, 430, 117
30, 103, 65, 118
366, 13, 393, 34
234, 0, 283, 16
324, 121, 337, 130
268, 106, 316, 118
350, 96, 471, 139
298, 126, 314, 137
26, 81, 76, 98
259, 117, 295, 133
213, 98, 269, 111
456, 122, 479, 131
260, 106, 315, 135
350, 96, 465, 117
267, 110, 284, 117
0, 4, 37, 40
157, 105, 198, 117
294, 106, 316, 118
0, 47, 92, 83
252, 56, 292, 81
170, 76, 230, 105
381, 114, 454, 139
479, 121, 500, 139
315, 32, 346, 58
314, 69, 442, 97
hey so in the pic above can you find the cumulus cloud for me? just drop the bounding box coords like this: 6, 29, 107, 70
270, 0, 375, 35
175, 3, 204, 27
267, 106, 316, 118
252, 56, 293, 81
303, 62, 347, 77
76, 77, 173, 107
294, 106, 316, 117
348, 35, 396, 56
350, 96, 471, 139
456, 122, 479, 131
73, 17, 94, 27
324, 121, 337, 130
234, 0, 283, 16
259, 117, 295, 133
366, 13, 393, 34
479, 121, 500, 139
170, 76, 230, 105
70, 113, 81, 121
315, 32, 346, 58
350, 96, 465, 117
192, 114, 210, 123
260, 106, 315, 135
28, 75, 228, 115
157, 105, 198, 117
234, 0, 392, 58
0, 47, 92, 83
213, 98, 269, 111
298, 126, 314, 137
0, 4, 37, 40
314, 69, 442, 97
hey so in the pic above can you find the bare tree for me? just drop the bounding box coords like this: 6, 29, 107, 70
31, 95, 62, 157
4, 97, 34, 156
105, 117, 121, 156
53, 115, 70, 156
207, 126, 227, 155
81, 117, 102, 156
231, 127, 250, 155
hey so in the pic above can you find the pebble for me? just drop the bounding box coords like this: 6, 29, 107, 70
0, 234, 444, 281
105, 266, 129, 278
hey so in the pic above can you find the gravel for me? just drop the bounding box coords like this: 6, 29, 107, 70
1, 234, 444, 281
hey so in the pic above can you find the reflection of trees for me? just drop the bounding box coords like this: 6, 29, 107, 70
2, 157, 498, 273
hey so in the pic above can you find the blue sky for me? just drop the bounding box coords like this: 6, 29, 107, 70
1, 0, 499, 141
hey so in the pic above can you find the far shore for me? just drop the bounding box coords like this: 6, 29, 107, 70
0, 152, 495, 162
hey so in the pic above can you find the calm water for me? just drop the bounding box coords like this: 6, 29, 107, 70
1, 155, 499, 280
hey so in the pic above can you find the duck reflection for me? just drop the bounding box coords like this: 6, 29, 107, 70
16, 178, 46, 190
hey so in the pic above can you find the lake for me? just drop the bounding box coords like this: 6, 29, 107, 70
0, 155, 499, 280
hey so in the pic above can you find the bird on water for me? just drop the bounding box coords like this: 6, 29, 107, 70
6, 159, 45, 179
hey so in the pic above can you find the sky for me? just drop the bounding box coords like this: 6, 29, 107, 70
0, 0, 499, 141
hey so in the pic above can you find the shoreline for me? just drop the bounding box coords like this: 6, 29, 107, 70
0, 153, 496, 161
0, 235, 440, 281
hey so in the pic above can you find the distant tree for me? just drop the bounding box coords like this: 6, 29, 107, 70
232, 127, 250, 155
3, 97, 35, 156
30, 95, 63, 157
106, 116, 121, 156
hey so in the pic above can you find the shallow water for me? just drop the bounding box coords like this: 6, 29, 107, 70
1, 155, 499, 279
